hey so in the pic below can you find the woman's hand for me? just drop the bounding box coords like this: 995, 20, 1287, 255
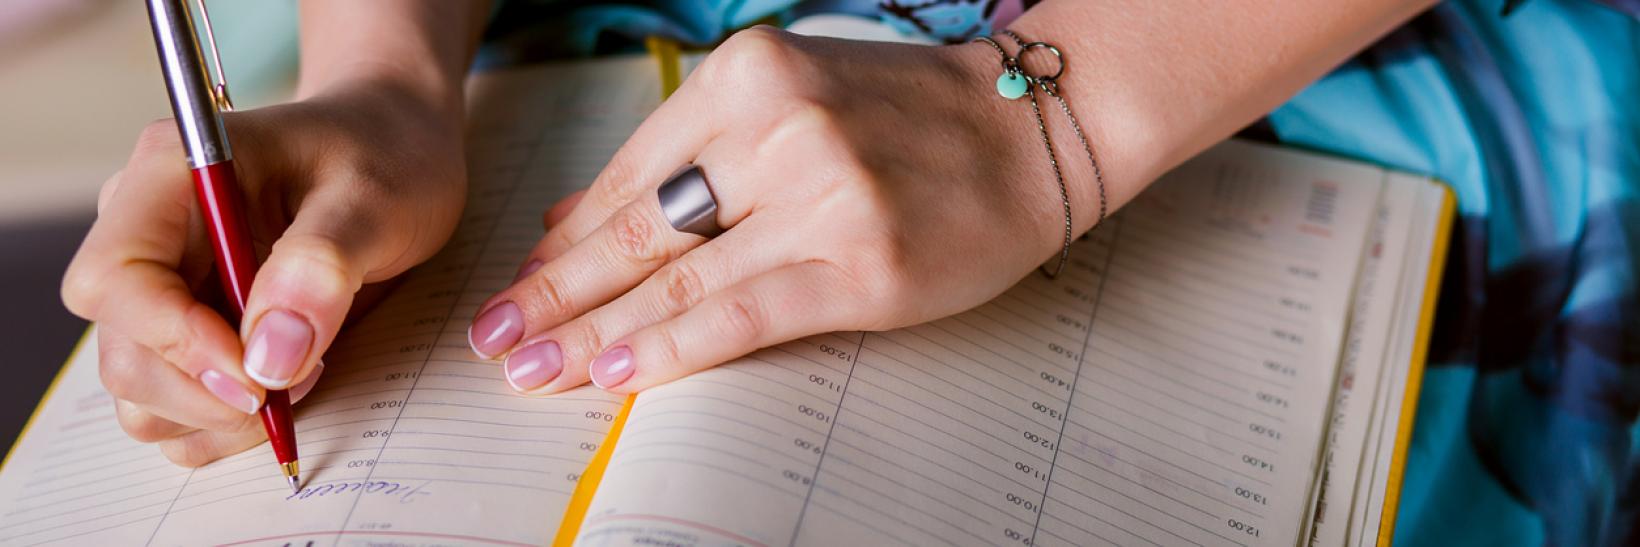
61, 81, 468, 466
468, 28, 1104, 394
469, 0, 1441, 395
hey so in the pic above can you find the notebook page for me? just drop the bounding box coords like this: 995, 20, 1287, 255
575, 140, 1385, 546
0, 57, 657, 546
1303, 173, 1416, 546
1350, 176, 1447, 546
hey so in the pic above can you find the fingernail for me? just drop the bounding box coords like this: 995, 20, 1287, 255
243, 310, 313, 389
200, 369, 260, 414
514, 260, 544, 283
589, 345, 635, 390
504, 341, 563, 392
468, 301, 524, 359
290, 360, 325, 402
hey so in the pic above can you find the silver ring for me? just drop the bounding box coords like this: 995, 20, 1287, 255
656, 164, 724, 238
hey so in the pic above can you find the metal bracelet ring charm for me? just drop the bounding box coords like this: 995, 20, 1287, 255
1016, 41, 1065, 82
656, 164, 724, 238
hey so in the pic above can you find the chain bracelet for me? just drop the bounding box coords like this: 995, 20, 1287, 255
973, 31, 1107, 279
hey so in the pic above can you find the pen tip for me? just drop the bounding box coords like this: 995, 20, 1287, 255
280, 460, 302, 493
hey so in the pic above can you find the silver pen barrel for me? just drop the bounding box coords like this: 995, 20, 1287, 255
144, 0, 231, 169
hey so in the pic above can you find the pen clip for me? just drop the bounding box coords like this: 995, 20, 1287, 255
192, 0, 233, 112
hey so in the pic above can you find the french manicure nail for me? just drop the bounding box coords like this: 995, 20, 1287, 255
200, 369, 260, 414
504, 340, 564, 392
243, 310, 313, 389
468, 301, 524, 359
514, 260, 544, 283
589, 345, 635, 390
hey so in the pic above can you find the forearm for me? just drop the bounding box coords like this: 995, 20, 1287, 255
990, 0, 1435, 234
294, 0, 490, 119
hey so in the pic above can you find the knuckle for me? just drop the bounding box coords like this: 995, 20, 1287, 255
546, 228, 578, 256
265, 233, 360, 298
716, 295, 766, 344
134, 119, 180, 154
60, 264, 102, 319
118, 418, 169, 444
526, 272, 577, 321
652, 327, 685, 368
724, 26, 796, 65
210, 411, 258, 434
658, 262, 707, 315
609, 207, 663, 266
564, 322, 606, 367
736, 24, 788, 42
98, 345, 151, 402
159, 435, 221, 468
592, 155, 646, 209
709, 26, 805, 87
148, 329, 196, 376
97, 171, 124, 215
115, 403, 171, 443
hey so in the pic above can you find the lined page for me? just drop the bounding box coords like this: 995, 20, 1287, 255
0, 58, 658, 546
1348, 175, 1447, 547
576, 141, 1386, 546
1304, 172, 1420, 546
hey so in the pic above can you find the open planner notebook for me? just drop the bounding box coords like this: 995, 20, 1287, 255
0, 53, 1452, 546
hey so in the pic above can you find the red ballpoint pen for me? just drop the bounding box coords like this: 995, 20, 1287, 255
145, 0, 301, 492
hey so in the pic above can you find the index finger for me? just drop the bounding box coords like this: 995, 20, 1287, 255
62, 123, 260, 397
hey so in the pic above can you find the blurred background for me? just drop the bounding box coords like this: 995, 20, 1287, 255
0, 0, 296, 453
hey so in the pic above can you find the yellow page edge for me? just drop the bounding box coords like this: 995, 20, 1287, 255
646, 36, 683, 100
0, 325, 93, 476
553, 37, 683, 546
1376, 183, 1455, 545
554, 394, 637, 545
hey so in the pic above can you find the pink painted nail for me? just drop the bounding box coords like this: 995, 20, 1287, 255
200, 369, 260, 414
514, 260, 544, 283
468, 301, 524, 359
243, 310, 313, 389
589, 345, 635, 390
503, 341, 563, 392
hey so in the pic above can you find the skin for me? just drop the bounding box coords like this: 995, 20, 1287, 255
62, 0, 1435, 466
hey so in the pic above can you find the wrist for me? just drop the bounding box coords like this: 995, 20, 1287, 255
297, 63, 465, 125
945, 28, 1149, 243
293, 2, 488, 133
937, 38, 1105, 264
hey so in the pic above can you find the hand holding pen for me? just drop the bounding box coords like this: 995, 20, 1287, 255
59, 3, 486, 472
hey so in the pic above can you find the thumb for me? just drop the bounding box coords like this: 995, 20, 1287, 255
240, 188, 414, 390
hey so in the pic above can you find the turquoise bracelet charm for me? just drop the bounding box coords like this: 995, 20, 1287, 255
997, 71, 1029, 100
